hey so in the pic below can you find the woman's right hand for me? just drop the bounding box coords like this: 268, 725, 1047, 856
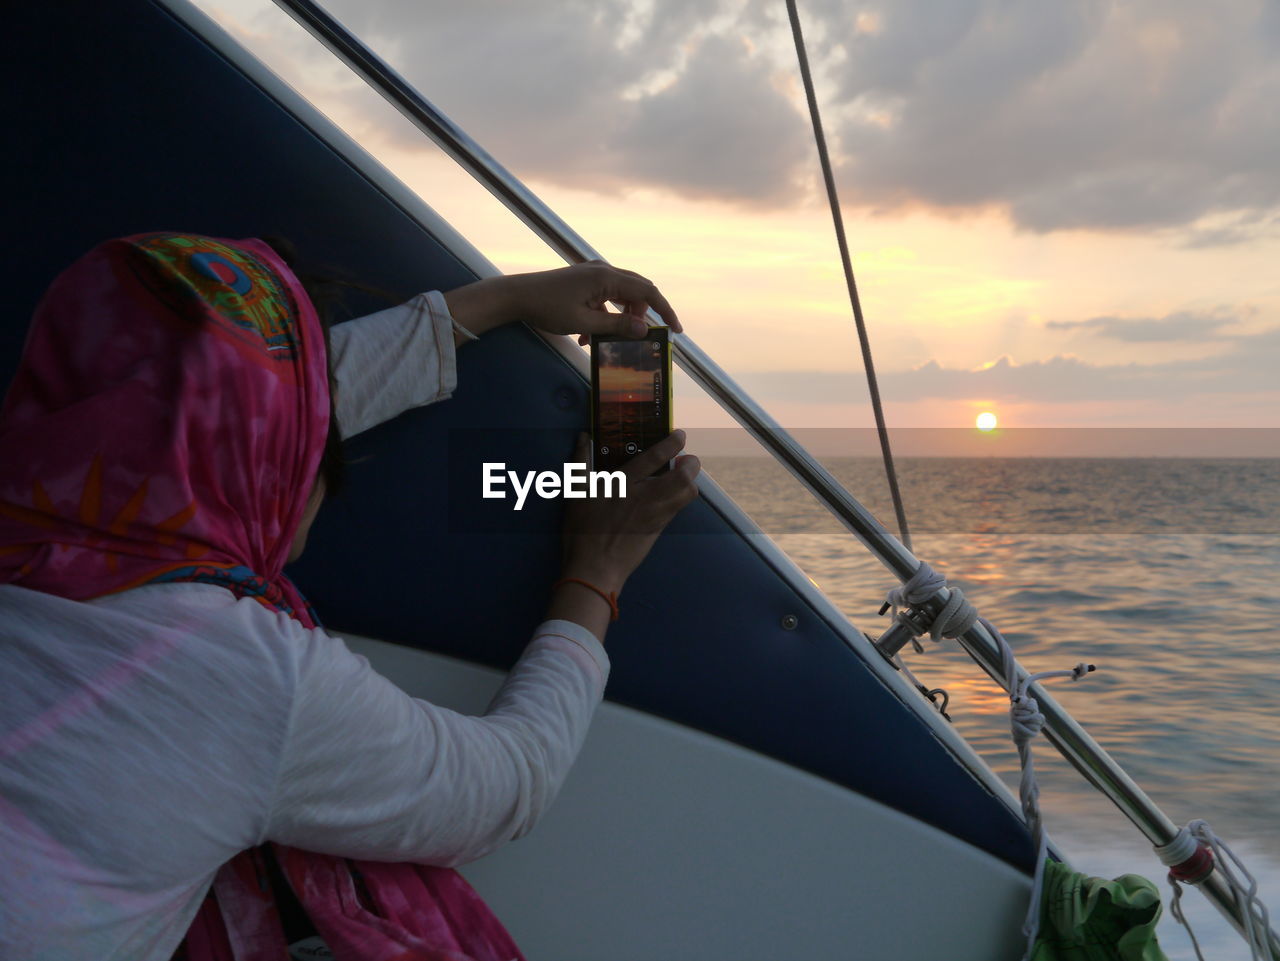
550, 430, 700, 632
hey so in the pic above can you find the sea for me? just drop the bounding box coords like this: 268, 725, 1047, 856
699, 455, 1280, 961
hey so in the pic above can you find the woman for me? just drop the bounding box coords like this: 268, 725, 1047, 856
0, 232, 700, 960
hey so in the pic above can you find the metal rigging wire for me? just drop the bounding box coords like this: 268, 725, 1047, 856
783, 0, 913, 552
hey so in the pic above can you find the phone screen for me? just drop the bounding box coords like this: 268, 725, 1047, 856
590, 326, 672, 473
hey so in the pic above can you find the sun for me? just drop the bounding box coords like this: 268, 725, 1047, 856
976, 411, 998, 432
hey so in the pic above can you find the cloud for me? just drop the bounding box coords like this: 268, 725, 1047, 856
1177, 211, 1280, 248
317, 0, 811, 204
824, 0, 1280, 232
735, 325, 1280, 405
306, 0, 1279, 233
611, 33, 811, 204
1044, 309, 1236, 342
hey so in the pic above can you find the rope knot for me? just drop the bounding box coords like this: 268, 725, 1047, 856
880, 571, 1102, 961
884, 561, 944, 613
885, 563, 977, 643
1011, 693, 1045, 739
1160, 819, 1276, 961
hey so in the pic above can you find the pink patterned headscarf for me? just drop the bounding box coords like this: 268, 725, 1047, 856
0, 231, 328, 625
1, 233, 525, 961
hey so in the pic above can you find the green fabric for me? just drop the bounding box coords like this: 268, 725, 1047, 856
1030, 860, 1171, 961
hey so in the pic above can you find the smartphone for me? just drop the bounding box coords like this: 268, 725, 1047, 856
590, 326, 673, 474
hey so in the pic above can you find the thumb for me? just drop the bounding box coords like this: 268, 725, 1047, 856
618, 313, 649, 338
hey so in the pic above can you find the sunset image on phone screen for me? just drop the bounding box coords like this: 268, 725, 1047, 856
593, 334, 669, 472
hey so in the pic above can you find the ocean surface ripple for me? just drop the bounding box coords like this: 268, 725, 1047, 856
704, 456, 1280, 961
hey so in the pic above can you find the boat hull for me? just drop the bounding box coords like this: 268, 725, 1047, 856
350, 633, 1033, 961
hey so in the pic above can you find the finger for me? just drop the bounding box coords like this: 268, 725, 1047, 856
656, 453, 701, 492
661, 463, 702, 511
605, 267, 660, 324
575, 304, 649, 339
634, 453, 700, 517
611, 265, 653, 286
620, 429, 686, 480
607, 273, 681, 333
672, 453, 700, 476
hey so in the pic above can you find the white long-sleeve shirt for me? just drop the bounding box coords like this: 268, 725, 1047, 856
0, 292, 609, 961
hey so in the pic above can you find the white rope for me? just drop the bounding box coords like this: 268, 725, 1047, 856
1168, 875, 1209, 961
1004, 653, 1093, 961
1156, 827, 1206, 960
1154, 826, 1200, 868
890, 562, 1280, 960
1159, 821, 1277, 961
886, 562, 1092, 961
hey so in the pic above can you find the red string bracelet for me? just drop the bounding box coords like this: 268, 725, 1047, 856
552, 577, 619, 621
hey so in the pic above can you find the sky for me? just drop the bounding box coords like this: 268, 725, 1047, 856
194, 0, 1280, 452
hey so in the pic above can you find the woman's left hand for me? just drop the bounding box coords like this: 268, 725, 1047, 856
444, 261, 681, 345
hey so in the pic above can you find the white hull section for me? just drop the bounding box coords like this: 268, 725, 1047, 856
341, 633, 1032, 961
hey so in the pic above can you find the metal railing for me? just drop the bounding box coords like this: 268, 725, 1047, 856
266, 1, 1279, 951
